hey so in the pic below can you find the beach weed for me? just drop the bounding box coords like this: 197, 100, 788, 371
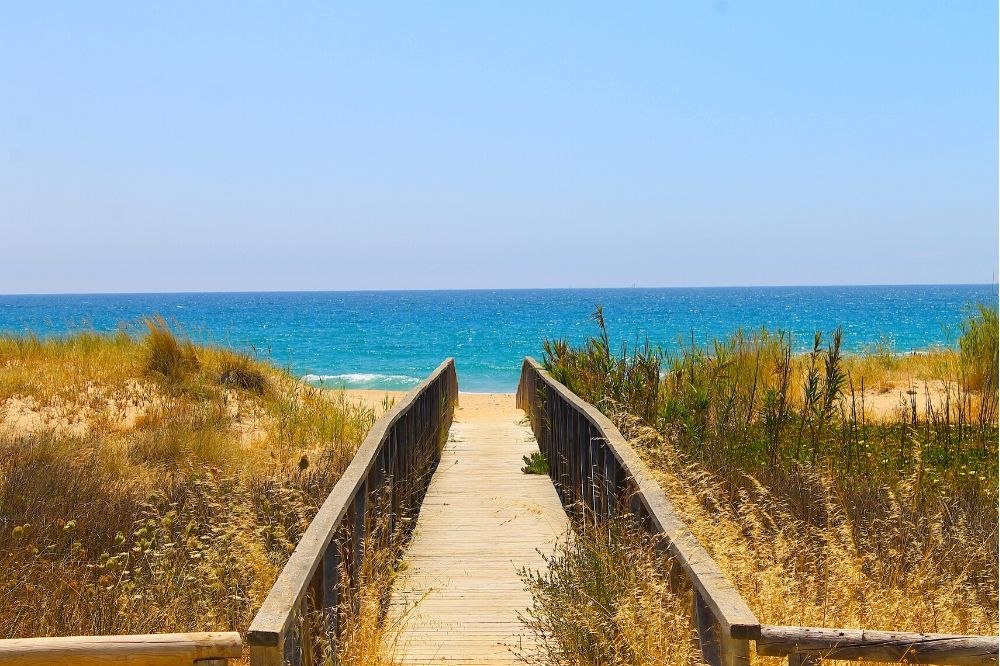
521, 451, 549, 475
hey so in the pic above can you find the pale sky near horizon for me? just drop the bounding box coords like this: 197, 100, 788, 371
1, 2, 997, 294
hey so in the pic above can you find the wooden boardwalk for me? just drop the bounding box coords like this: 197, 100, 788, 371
388, 394, 569, 665
13, 358, 993, 666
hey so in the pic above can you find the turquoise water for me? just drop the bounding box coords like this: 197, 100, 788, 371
0, 286, 995, 392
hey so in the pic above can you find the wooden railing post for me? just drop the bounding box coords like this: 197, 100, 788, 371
692, 588, 749, 666
693, 589, 723, 666
250, 642, 283, 666
321, 538, 340, 658
0, 632, 243, 666
722, 629, 752, 666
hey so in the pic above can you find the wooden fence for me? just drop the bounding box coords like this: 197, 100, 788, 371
516, 357, 998, 666
0, 631, 242, 666
247, 358, 458, 666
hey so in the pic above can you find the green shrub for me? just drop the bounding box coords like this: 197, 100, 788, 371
521, 451, 549, 475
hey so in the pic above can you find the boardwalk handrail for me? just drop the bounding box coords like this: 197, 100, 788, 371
757, 625, 998, 666
249, 358, 458, 666
0, 631, 242, 665
517, 356, 759, 666
517, 356, 998, 666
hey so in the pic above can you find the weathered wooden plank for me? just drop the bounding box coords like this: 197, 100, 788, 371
756, 625, 998, 666
0, 632, 242, 666
390, 394, 569, 664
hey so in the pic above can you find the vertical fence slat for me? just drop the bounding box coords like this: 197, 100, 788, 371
321, 540, 339, 657
251, 644, 283, 666
693, 589, 723, 666
284, 612, 302, 666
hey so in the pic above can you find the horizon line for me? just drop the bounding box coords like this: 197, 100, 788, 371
1, 281, 997, 298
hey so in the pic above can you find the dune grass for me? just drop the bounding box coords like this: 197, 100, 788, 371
0, 320, 400, 664
543, 305, 998, 481
519, 518, 698, 666
526, 304, 998, 665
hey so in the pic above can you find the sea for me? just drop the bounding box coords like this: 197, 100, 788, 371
0, 285, 995, 393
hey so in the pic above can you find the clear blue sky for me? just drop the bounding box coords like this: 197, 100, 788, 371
1, 2, 997, 294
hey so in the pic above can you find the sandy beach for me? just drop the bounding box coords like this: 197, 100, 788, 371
333, 389, 517, 420
0, 380, 957, 440
332, 382, 953, 426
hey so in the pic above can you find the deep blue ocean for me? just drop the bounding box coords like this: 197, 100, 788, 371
0, 286, 995, 392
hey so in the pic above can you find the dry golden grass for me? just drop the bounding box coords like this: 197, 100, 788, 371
334, 518, 413, 666
614, 410, 997, 634
523, 410, 997, 666
843, 346, 958, 393
519, 518, 699, 666
0, 322, 403, 664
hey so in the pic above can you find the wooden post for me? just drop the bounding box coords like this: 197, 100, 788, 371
321, 540, 340, 657
575, 410, 585, 506
385, 431, 396, 539
629, 480, 643, 516
250, 651, 283, 666
693, 589, 723, 666
721, 629, 751, 666
284, 612, 302, 666
0, 633, 242, 666
603, 445, 615, 519
352, 482, 367, 601
587, 430, 599, 518
693, 585, 751, 666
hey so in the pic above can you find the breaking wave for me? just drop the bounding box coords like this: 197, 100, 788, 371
301, 372, 421, 387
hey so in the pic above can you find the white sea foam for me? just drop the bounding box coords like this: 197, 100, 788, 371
302, 373, 421, 385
